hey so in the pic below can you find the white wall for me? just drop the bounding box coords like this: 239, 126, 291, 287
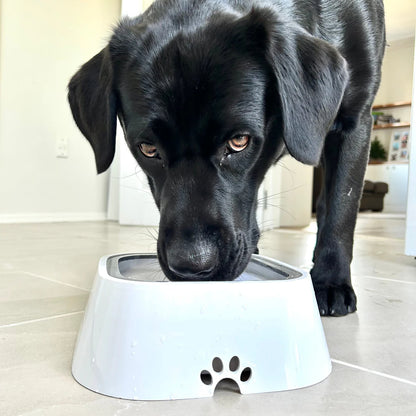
143, 0, 154, 9
0, 0, 121, 222
375, 37, 415, 105
405, 34, 416, 256
371, 37, 414, 152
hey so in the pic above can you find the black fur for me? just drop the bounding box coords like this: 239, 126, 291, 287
68, 0, 385, 316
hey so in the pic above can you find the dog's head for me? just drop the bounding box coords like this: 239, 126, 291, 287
68, 8, 348, 281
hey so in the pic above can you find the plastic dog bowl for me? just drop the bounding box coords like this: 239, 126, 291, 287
72, 254, 331, 400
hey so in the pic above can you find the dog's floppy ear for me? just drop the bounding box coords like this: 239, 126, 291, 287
260, 13, 349, 165
68, 47, 117, 174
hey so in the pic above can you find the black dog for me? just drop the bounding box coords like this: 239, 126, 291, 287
68, 0, 385, 316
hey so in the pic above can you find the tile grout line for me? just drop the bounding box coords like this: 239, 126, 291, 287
358, 275, 416, 285
23, 271, 90, 292
0, 269, 22, 274
0, 311, 84, 329
298, 269, 416, 286
331, 359, 416, 387
6, 269, 416, 288
273, 227, 404, 242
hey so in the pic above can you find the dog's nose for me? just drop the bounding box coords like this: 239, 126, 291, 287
166, 242, 217, 280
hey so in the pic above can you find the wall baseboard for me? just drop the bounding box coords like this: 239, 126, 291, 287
0, 212, 107, 224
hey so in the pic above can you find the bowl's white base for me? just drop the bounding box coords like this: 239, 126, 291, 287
72, 254, 331, 400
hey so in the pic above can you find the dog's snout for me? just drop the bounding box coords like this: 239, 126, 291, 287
166, 241, 217, 281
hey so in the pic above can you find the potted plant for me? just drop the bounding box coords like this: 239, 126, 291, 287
369, 136, 387, 164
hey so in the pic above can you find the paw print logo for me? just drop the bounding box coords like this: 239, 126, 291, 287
200, 356, 252, 387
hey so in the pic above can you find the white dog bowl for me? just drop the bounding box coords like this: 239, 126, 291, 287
72, 254, 331, 400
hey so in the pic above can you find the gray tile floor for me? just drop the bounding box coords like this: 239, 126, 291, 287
1, 215, 415, 415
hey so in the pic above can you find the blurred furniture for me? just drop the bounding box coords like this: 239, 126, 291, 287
365, 163, 408, 213
359, 180, 388, 212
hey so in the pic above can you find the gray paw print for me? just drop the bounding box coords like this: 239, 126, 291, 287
200, 356, 252, 387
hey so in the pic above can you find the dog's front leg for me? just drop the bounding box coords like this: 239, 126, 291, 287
312, 112, 373, 316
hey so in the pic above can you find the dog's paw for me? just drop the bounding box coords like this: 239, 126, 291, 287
313, 284, 357, 316
200, 356, 252, 386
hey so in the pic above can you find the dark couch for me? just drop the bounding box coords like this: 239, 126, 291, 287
359, 180, 389, 212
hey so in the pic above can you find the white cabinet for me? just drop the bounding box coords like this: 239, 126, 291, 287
405, 34, 416, 256
107, 0, 161, 226
365, 164, 409, 213
258, 156, 313, 230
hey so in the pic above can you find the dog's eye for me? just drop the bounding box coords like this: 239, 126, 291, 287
228, 135, 250, 152
139, 142, 158, 158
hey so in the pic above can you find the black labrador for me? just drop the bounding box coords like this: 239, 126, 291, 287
68, 0, 385, 316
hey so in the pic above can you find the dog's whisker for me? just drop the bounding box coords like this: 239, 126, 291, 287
144, 227, 159, 242
275, 160, 296, 174
114, 171, 146, 179
257, 185, 306, 203
148, 269, 165, 282
134, 234, 158, 249
262, 204, 297, 220
258, 220, 276, 229
119, 185, 154, 195
135, 230, 157, 239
